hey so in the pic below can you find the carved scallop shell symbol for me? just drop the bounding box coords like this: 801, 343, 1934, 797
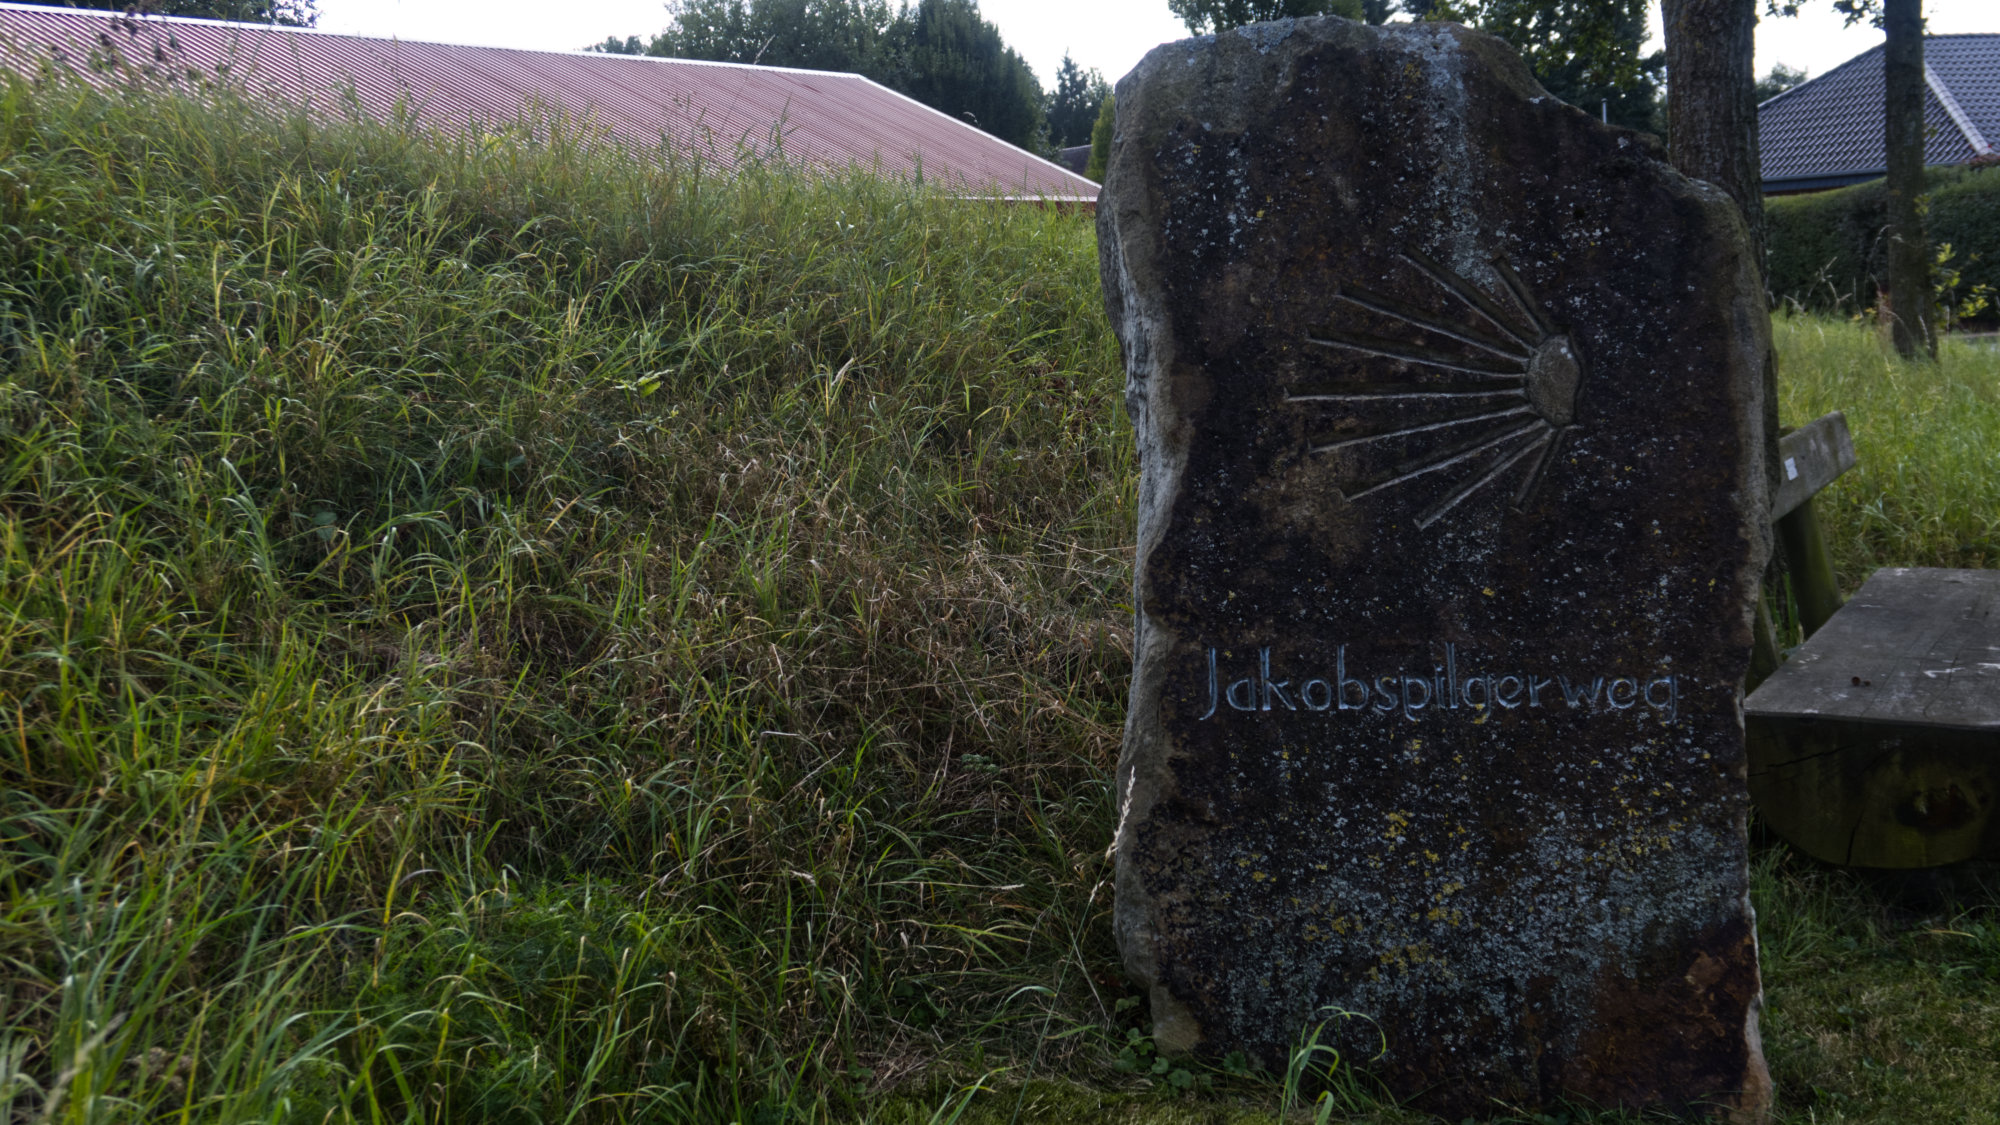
1287, 250, 1583, 529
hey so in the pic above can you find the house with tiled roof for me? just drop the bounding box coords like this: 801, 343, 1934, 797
0, 2, 1096, 204
1759, 34, 1999, 195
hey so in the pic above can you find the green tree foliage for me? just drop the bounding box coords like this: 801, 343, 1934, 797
1046, 52, 1108, 149
1755, 62, 1809, 104
1767, 0, 1883, 20
1169, 0, 1365, 34
1086, 90, 1113, 181
1171, 0, 1657, 134
588, 34, 649, 55
641, 0, 760, 61
872, 0, 1045, 150
624, 0, 1044, 150
1474, 0, 1660, 133
640, 0, 895, 73
1413, 0, 1661, 135
40, 0, 316, 24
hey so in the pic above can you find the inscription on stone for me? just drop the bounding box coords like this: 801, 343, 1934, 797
1100, 16, 1772, 1120
1195, 646, 1681, 723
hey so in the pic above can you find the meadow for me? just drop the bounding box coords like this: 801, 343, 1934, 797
0, 74, 1994, 1124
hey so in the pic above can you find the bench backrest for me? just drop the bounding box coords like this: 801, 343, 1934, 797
1774, 411, 1856, 520
1757, 411, 1860, 668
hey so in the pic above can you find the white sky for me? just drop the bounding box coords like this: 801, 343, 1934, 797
314, 1, 1998, 92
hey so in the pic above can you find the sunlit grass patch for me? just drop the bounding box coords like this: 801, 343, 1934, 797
1774, 313, 2000, 582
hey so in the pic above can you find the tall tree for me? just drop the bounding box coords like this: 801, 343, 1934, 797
629, 0, 1043, 150
1046, 52, 1108, 149
1753, 62, 1809, 103
1400, 0, 1473, 19
41, 0, 316, 24
1407, 1, 1660, 134
633, 0, 762, 62
762, 0, 896, 73
1086, 90, 1113, 181
873, 0, 1046, 150
1661, 0, 1765, 274
1169, 0, 1366, 35
588, 35, 649, 55
640, 0, 894, 73
1472, 0, 1662, 133
1880, 0, 1935, 357
1763, 0, 1933, 355
1660, 0, 1785, 596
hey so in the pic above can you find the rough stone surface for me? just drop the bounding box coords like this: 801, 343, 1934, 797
1099, 17, 1773, 1119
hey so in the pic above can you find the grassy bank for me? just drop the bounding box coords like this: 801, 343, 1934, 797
0, 75, 1134, 1122
0, 75, 1995, 1124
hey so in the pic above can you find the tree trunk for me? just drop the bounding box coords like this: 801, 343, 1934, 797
1882, 0, 1937, 360
1662, 0, 1765, 279
1663, 0, 1784, 622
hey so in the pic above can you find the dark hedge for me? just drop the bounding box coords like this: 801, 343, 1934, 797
1766, 162, 2000, 314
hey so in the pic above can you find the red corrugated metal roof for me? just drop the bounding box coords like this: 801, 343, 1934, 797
0, 2, 1098, 201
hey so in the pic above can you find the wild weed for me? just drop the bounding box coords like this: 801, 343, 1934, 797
0, 71, 1126, 1122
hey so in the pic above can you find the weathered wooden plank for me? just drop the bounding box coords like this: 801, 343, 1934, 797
1744, 567, 2000, 732
1747, 719, 1999, 867
1745, 566, 2000, 867
1772, 411, 1856, 520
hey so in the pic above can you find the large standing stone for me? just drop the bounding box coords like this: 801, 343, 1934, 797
1100, 17, 1772, 1120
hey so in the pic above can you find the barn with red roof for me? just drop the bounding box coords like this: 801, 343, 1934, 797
0, 2, 1097, 203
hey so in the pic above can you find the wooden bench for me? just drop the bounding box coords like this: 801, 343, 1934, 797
1744, 411, 2000, 869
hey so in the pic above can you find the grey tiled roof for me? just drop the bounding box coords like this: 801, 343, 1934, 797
1932, 34, 2000, 148
1759, 34, 1999, 192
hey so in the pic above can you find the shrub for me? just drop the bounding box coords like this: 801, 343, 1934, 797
1765, 162, 2000, 318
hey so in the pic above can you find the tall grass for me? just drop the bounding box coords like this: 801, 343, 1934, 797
0, 72, 1132, 1122
1774, 312, 2000, 581
1, 68, 1996, 1125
